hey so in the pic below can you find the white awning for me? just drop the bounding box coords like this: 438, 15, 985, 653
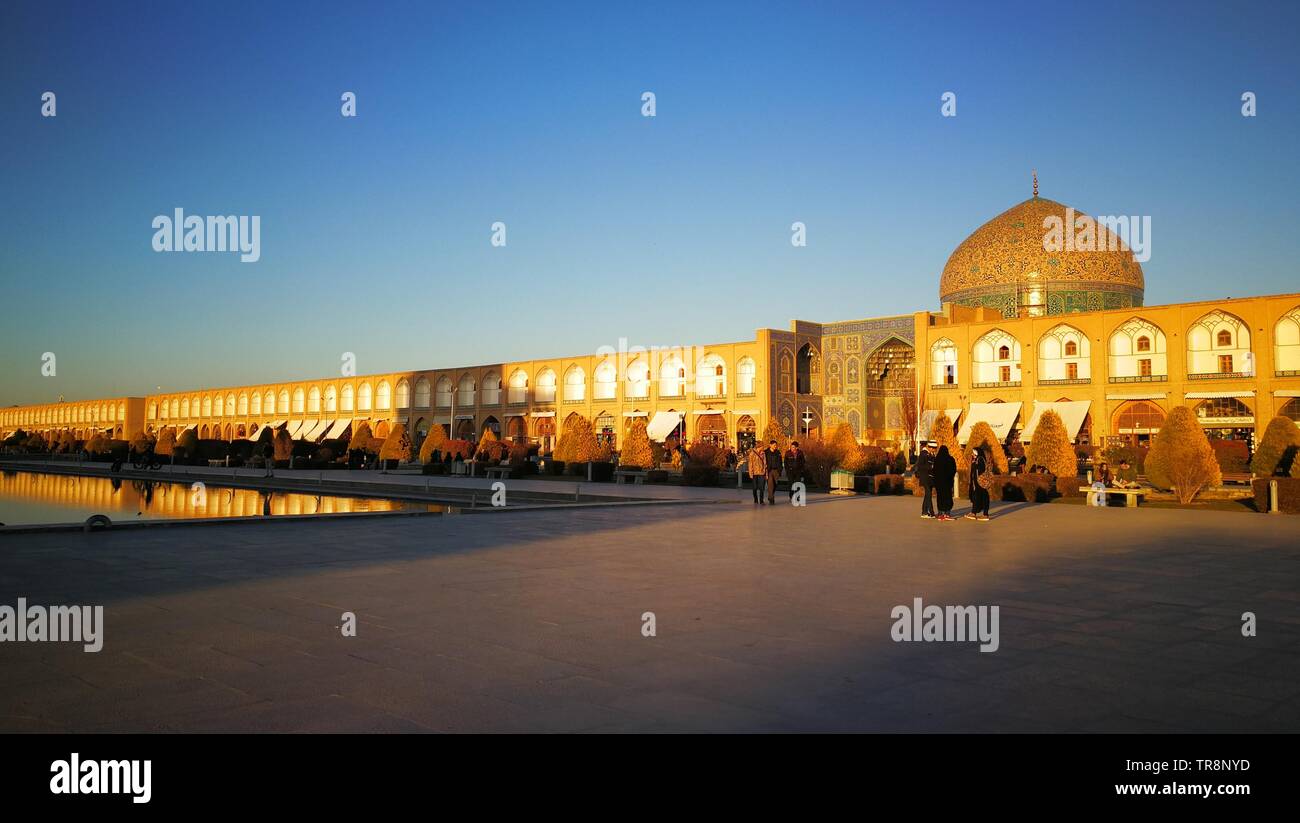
1275, 390, 1300, 398
530, 411, 555, 418
1185, 390, 1255, 399
646, 410, 685, 441
731, 409, 760, 416
1020, 400, 1092, 443
285, 420, 306, 438
266, 419, 287, 430
956, 402, 1022, 445
622, 411, 648, 417
323, 419, 350, 440
301, 420, 330, 441
1107, 393, 1167, 400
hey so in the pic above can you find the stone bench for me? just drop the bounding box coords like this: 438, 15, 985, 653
1080, 486, 1146, 507
615, 470, 647, 485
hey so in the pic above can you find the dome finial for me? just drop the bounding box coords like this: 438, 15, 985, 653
1032, 169, 1038, 198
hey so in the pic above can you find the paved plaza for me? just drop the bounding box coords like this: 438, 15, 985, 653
1, 495, 1297, 732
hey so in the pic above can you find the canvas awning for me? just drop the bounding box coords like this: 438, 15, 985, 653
323, 419, 350, 440
956, 402, 1022, 444
1107, 393, 1167, 400
285, 420, 306, 438
1275, 390, 1300, 398
1185, 390, 1255, 399
646, 410, 685, 441
622, 411, 648, 417
301, 420, 330, 441
266, 419, 287, 430
1019, 400, 1092, 443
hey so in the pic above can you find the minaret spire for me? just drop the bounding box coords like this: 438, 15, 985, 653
1032, 169, 1038, 198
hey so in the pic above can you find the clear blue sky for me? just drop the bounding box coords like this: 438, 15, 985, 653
2, 0, 1297, 406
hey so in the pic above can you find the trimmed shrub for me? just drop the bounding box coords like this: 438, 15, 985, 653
960, 421, 1009, 472
441, 439, 473, 460
927, 413, 959, 456
1252, 477, 1300, 513
1251, 416, 1300, 477
872, 474, 905, 495
1209, 439, 1250, 474
1146, 405, 1222, 503
1025, 410, 1078, 496
556, 415, 601, 464
475, 429, 508, 461
273, 429, 294, 462
175, 428, 198, 460
379, 423, 413, 462
682, 462, 720, 486
620, 419, 654, 470
761, 418, 789, 453
687, 441, 728, 471
1103, 443, 1147, 473
129, 431, 155, 454
349, 422, 378, 456
992, 474, 1055, 502
801, 439, 836, 489
155, 428, 176, 456
84, 433, 112, 456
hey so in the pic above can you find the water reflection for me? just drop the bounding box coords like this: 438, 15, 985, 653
0, 470, 445, 526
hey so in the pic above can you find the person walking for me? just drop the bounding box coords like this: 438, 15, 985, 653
763, 439, 783, 505
966, 444, 991, 521
783, 440, 806, 501
262, 441, 275, 478
916, 440, 936, 519
747, 444, 767, 504
933, 444, 957, 521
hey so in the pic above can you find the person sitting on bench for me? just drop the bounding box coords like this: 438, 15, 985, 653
1113, 458, 1140, 489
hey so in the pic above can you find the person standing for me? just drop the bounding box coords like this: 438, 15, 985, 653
747, 444, 767, 505
783, 440, 806, 501
916, 441, 936, 519
763, 439, 783, 505
262, 441, 275, 478
933, 444, 957, 521
966, 445, 991, 521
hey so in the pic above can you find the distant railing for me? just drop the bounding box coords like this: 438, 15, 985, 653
971, 381, 1021, 389
1039, 378, 1091, 386
1108, 375, 1167, 383
1188, 371, 1251, 380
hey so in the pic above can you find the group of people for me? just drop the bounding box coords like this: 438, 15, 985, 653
745, 439, 806, 505
1087, 457, 1139, 506
914, 440, 993, 522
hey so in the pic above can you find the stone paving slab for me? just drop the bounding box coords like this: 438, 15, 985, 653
0, 495, 1296, 732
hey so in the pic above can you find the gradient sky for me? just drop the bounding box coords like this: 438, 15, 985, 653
2, 0, 1298, 406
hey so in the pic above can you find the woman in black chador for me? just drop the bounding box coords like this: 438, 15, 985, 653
966, 445, 991, 521
933, 445, 957, 521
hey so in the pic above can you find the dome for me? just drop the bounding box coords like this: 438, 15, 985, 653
939, 195, 1144, 316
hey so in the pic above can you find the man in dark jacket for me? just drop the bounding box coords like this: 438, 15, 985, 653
763, 439, 783, 505
916, 441, 936, 518
783, 440, 806, 500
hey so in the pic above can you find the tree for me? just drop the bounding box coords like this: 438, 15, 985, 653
57, 430, 77, 453
129, 430, 155, 454
419, 426, 446, 463
176, 428, 199, 459
155, 428, 176, 456
761, 418, 789, 452
474, 428, 508, 461
1146, 405, 1222, 503
1024, 410, 1076, 490
927, 413, 959, 456
621, 419, 654, 470
960, 421, 1009, 473
379, 423, 412, 462
273, 427, 294, 462
84, 433, 111, 456
349, 422, 376, 455
557, 415, 601, 463
1251, 416, 1300, 477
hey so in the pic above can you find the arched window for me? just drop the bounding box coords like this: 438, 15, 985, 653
291, 388, 305, 414
308, 386, 321, 413
627, 359, 650, 399
202, 396, 213, 417
1194, 397, 1252, 421
698, 354, 726, 396
1108, 318, 1167, 381
1188, 310, 1251, 377
930, 339, 958, 386
170, 399, 179, 418
535, 369, 556, 403
414, 377, 431, 407
1274, 306, 1300, 376
276, 390, 289, 414
225, 394, 236, 416
737, 357, 757, 395
1278, 397, 1300, 423
1038, 324, 1090, 382
357, 383, 372, 411
324, 385, 337, 413
245, 394, 256, 416
237, 393, 249, 416
481, 371, 501, 405
593, 361, 617, 400
972, 329, 1021, 385
376, 381, 392, 410
340, 384, 354, 412
395, 380, 410, 409
564, 366, 586, 401
435, 377, 453, 407
796, 344, 818, 394
507, 370, 528, 404
659, 355, 685, 397
457, 374, 475, 405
